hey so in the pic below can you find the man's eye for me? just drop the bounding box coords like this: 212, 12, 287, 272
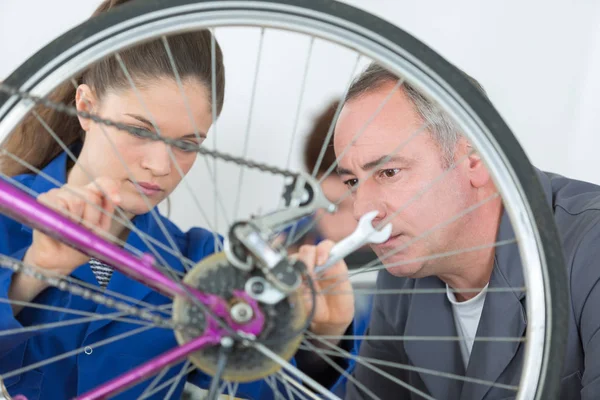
380, 168, 401, 178
343, 178, 358, 188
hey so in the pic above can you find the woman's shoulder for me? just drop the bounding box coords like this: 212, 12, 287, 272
0, 173, 38, 227
0, 174, 39, 253
155, 213, 223, 259
4, 171, 37, 189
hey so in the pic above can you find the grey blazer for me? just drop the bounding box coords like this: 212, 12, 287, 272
345, 171, 600, 399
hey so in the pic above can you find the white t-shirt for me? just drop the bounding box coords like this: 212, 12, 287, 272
446, 283, 489, 367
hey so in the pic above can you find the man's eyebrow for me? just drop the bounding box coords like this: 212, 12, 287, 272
362, 155, 411, 170
124, 113, 207, 138
337, 154, 412, 176
337, 166, 353, 176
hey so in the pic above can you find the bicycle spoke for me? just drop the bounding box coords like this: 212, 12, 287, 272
378, 151, 476, 230
318, 78, 405, 184
0, 7, 560, 400
232, 28, 265, 222
265, 375, 287, 400
69, 79, 200, 272
115, 53, 209, 273
304, 332, 434, 400
226, 381, 239, 400
210, 28, 220, 248
311, 286, 526, 299
280, 38, 315, 247
316, 192, 500, 294
287, 75, 409, 248
68, 96, 197, 279
306, 332, 519, 392
298, 345, 521, 392
111, 53, 239, 336
30, 105, 192, 277
0, 306, 170, 337
288, 120, 428, 248
276, 373, 298, 400
0, 168, 189, 306
311, 54, 362, 178
161, 36, 228, 251
334, 123, 430, 207
367, 238, 516, 276
32, 109, 136, 239
313, 236, 514, 291
284, 37, 314, 172
0, 297, 168, 322
364, 190, 498, 269
1, 325, 153, 380
218, 381, 229, 398
0, 241, 174, 316
307, 335, 525, 342
137, 364, 171, 400
301, 338, 381, 400
165, 360, 192, 400
205, 338, 233, 400
138, 363, 196, 400
2, 150, 195, 275
328, 288, 526, 299
251, 343, 340, 400
275, 371, 321, 400
0, 164, 150, 266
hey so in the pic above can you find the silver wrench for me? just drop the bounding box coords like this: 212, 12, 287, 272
314, 210, 392, 274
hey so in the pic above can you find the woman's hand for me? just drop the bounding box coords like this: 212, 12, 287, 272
23, 177, 121, 274
9, 177, 121, 313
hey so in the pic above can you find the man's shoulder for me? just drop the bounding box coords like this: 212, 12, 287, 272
543, 171, 600, 218
540, 172, 600, 326
538, 171, 600, 253
540, 171, 600, 287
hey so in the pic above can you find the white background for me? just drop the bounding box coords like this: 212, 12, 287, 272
1, 0, 599, 233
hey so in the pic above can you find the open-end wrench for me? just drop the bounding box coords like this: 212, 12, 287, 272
314, 210, 392, 274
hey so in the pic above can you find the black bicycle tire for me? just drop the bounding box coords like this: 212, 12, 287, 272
0, 1, 568, 399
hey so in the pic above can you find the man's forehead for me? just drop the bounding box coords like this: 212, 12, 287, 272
334, 100, 422, 146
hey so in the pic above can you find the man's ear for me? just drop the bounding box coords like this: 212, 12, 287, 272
466, 143, 490, 188
75, 84, 98, 132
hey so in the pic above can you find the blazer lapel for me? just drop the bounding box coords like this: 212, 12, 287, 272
404, 276, 465, 399
460, 211, 526, 400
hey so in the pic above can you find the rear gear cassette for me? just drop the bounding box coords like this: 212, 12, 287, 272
172, 252, 306, 382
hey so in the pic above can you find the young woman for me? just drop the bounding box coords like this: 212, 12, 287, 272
0, 1, 354, 399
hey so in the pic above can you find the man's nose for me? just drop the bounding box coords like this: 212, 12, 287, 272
352, 181, 386, 224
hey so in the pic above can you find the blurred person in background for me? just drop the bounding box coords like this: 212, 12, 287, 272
277, 99, 377, 397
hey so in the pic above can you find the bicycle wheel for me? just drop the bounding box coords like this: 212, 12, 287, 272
0, 1, 567, 399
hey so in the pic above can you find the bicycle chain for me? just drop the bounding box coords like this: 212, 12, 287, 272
0, 82, 301, 334
0, 83, 299, 178
0, 255, 202, 336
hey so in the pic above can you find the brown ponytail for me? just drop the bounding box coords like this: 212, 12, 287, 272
1, 80, 81, 176
1, 0, 225, 177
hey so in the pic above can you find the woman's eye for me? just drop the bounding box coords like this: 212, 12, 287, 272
175, 139, 202, 153
128, 126, 152, 139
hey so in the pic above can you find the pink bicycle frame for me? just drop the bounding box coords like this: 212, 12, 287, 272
0, 179, 265, 399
